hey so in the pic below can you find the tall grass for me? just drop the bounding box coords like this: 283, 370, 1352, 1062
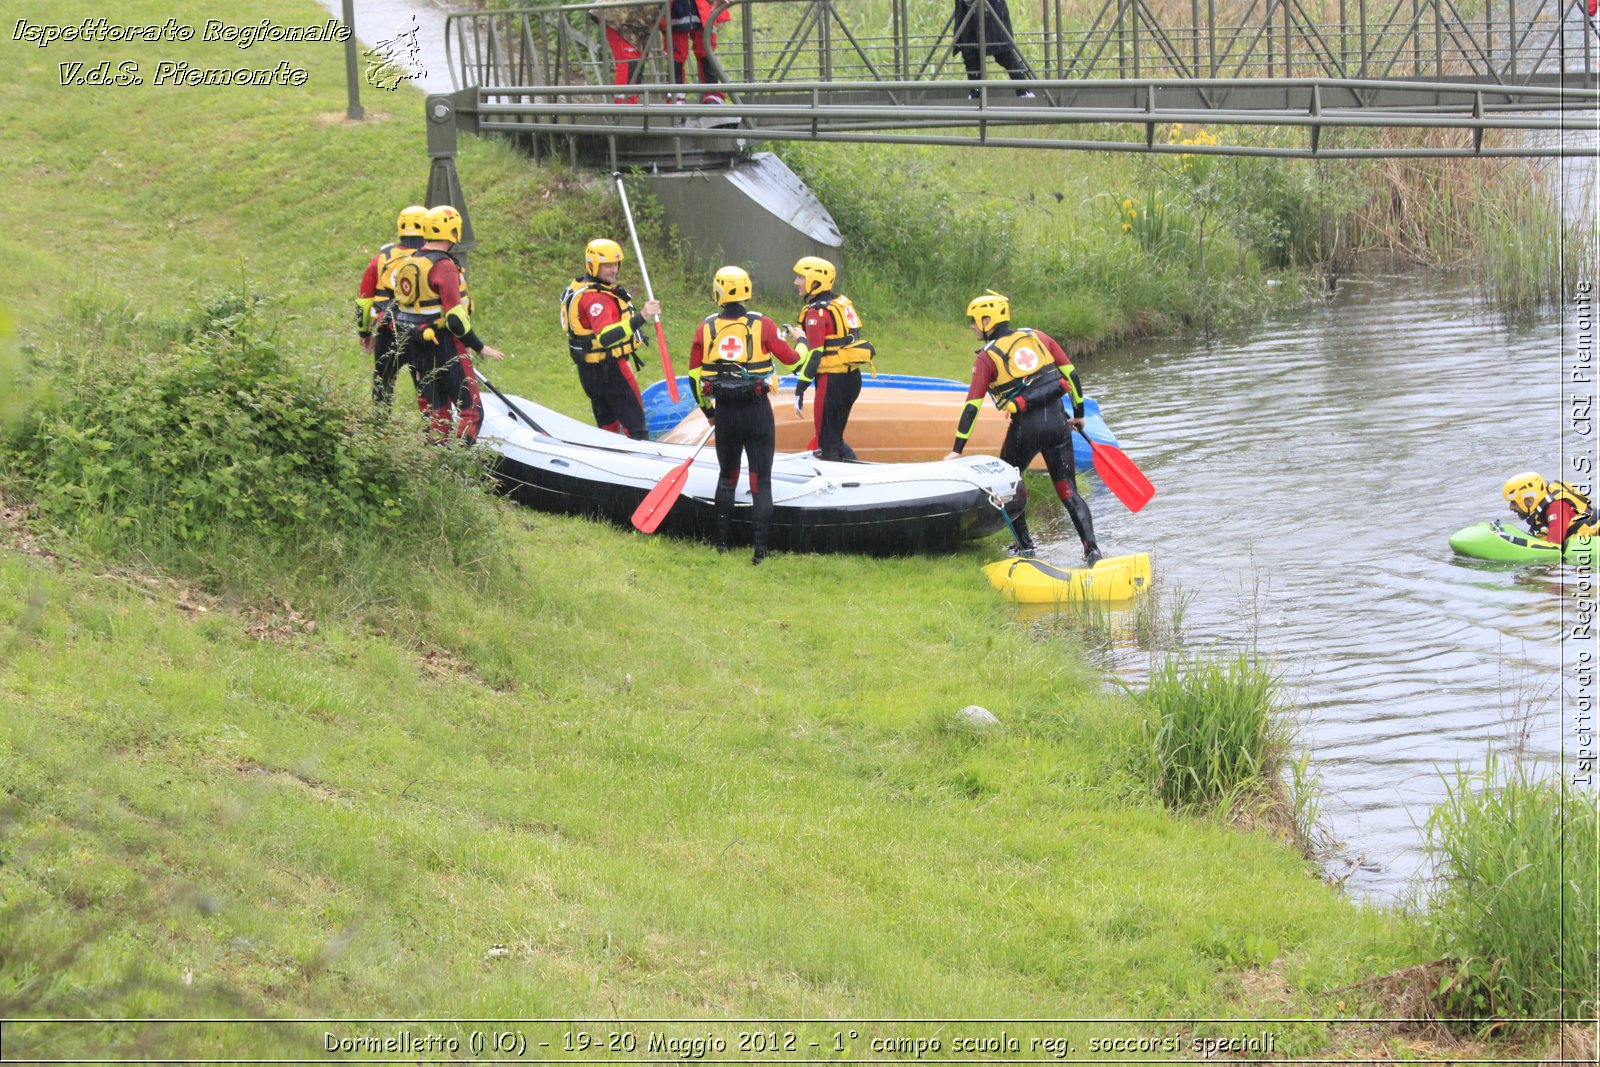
1423, 752, 1598, 1022
1139, 649, 1316, 851
1346, 130, 1594, 310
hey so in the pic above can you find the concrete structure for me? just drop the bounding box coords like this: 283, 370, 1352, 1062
639, 153, 842, 300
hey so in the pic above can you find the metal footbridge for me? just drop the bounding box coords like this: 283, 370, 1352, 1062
432, 0, 1600, 161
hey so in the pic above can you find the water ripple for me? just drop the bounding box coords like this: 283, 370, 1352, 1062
1060, 270, 1586, 902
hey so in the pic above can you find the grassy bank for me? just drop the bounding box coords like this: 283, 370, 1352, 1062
0, 1, 1583, 1060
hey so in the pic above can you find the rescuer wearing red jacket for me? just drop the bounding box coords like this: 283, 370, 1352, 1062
944, 290, 1100, 565
687, 266, 803, 564
785, 256, 876, 462
1503, 472, 1596, 547
560, 238, 661, 439
664, 0, 731, 103
390, 206, 503, 444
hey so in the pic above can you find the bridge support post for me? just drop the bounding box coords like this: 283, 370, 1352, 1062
425, 93, 475, 262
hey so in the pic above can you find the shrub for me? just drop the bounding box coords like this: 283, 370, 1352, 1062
1423, 753, 1598, 1021
779, 141, 1016, 310
1140, 650, 1288, 811
1, 293, 498, 579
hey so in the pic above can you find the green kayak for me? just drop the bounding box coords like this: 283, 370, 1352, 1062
1448, 520, 1596, 564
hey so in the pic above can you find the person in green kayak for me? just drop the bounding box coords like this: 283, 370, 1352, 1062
1503, 472, 1595, 548
944, 290, 1100, 565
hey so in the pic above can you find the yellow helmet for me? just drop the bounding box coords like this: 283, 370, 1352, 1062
1503, 471, 1546, 515
423, 205, 462, 243
396, 204, 429, 238
713, 265, 753, 305
966, 289, 1011, 326
793, 255, 836, 298
585, 238, 625, 276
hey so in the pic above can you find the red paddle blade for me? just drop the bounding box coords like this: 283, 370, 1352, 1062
654, 320, 680, 403
630, 457, 693, 533
1090, 439, 1155, 513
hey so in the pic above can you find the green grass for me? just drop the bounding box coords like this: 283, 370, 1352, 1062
1422, 752, 1599, 1023
0, 0, 1542, 1058
0, 542, 1416, 1057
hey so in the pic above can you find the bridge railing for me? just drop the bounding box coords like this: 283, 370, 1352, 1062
446, 0, 1597, 95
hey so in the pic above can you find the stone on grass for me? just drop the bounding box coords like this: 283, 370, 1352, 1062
956, 704, 1001, 731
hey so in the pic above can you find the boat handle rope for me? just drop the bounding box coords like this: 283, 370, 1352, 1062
483, 416, 1017, 510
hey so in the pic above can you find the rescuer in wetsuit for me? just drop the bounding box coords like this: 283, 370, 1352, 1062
1503, 472, 1595, 548
944, 290, 1101, 565
390, 205, 503, 444
356, 204, 427, 406
785, 256, 876, 462
687, 266, 803, 564
560, 238, 660, 439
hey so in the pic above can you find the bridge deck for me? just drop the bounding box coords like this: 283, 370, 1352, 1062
443, 0, 1600, 158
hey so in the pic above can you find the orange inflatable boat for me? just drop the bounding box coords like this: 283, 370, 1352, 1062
649, 376, 1115, 469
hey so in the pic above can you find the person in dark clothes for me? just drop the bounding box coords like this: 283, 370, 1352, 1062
953, 0, 1035, 97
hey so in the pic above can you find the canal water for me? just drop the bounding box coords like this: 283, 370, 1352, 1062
1047, 266, 1594, 904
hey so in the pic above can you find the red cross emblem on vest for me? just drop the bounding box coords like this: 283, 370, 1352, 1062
1013, 345, 1040, 372
719, 334, 746, 360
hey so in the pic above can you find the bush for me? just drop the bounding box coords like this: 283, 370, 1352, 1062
2, 293, 498, 579
1424, 753, 1598, 1021
1140, 650, 1288, 811
779, 141, 1016, 311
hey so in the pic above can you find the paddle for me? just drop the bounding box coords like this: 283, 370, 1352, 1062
630, 422, 716, 534
1082, 432, 1155, 513
613, 171, 680, 403
474, 368, 547, 435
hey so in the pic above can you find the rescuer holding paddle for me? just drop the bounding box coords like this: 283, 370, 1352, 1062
785, 256, 875, 461
390, 205, 503, 445
561, 238, 659, 439
355, 204, 427, 407
944, 290, 1101, 565
688, 266, 803, 564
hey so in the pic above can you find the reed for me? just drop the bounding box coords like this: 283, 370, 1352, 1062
1423, 752, 1598, 1021
1140, 649, 1291, 812
1346, 129, 1593, 309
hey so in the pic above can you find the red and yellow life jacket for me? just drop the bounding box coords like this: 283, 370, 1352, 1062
699, 311, 773, 380
801, 293, 875, 374
982, 328, 1062, 408
390, 249, 455, 326
1528, 481, 1596, 543
561, 278, 641, 364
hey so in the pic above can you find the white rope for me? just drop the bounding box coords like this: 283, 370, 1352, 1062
484, 408, 1019, 510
